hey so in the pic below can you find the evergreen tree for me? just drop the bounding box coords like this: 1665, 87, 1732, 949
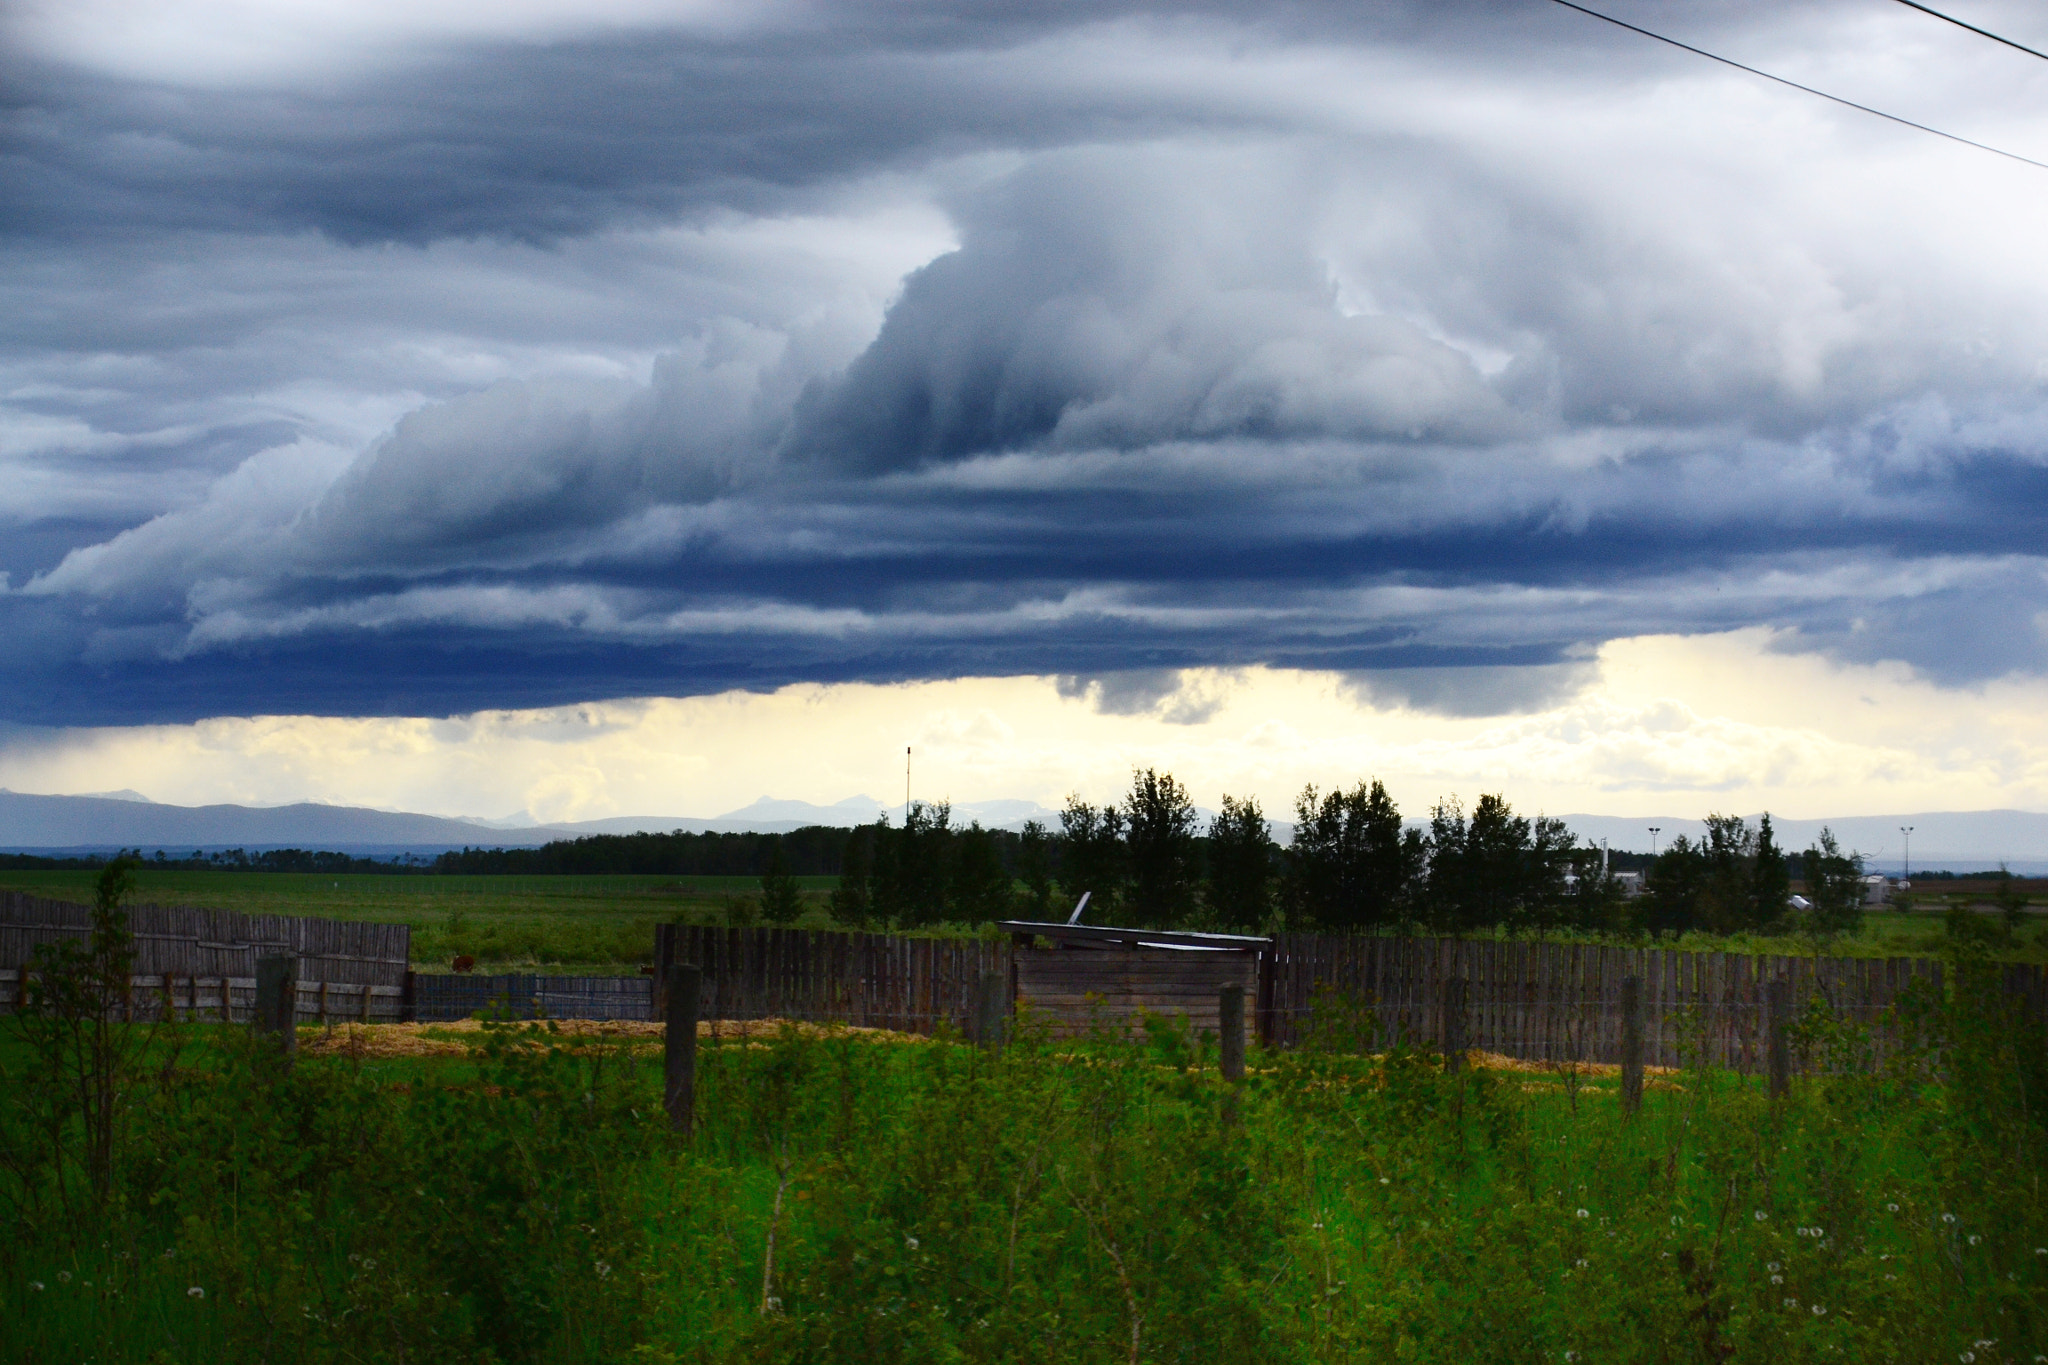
1641, 835, 1707, 939
758, 837, 804, 924
1284, 780, 1421, 931
1204, 794, 1275, 933
1122, 768, 1200, 928
1016, 819, 1057, 920
949, 821, 1014, 924
874, 801, 954, 928
1749, 814, 1791, 931
830, 822, 879, 927
1058, 795, 1127, 922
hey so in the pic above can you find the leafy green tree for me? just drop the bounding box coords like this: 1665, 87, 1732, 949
1284, 780, 1422, 932
874, 801, 955, 928
1122, 768, 1200, 928
1422, 794, 1567, 936
1641, 835, 1707, 939
1058, 795, 1127, 922
1798, 827, 1866, 944
759, 838, 805, 924
1559, 846, 1628, 936
949, 821, 1014, 924
1696, 814, 1757, 934
1204, 794, 1275, 932
1015, 819, 1057, 919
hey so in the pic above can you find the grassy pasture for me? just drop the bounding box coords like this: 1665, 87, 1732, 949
0, 869, 2041, 974
0, 870, 841, 973
2, 980, 2044, 1365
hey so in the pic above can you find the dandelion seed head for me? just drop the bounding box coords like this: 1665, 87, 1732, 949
1812, 1304, 1826, 1316
1887, 1203, 1899, 1212
1575, 1208, 1589, 1219
905, 1237, 919, 1250
1771, 1275, 1784, 1284
29, 1281, 43, 1291
1944, 1213, 1957, 1223
1754, 1210, 1767, 1221
1969, 1235, 1981, 1246
188, 1287, 204, 1299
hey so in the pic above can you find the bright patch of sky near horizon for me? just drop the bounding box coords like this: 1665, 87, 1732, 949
5, 631, 2047, 826
7, 1, 2048, 814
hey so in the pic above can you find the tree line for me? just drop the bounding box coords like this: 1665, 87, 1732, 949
818, 769, 1871, 942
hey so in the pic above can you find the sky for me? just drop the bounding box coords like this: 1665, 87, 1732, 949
6, 0, 2048, 826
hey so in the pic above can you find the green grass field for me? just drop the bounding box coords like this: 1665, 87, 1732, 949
0, 869, 841, 973
1, 869, 2040, 973
3, 982, 2044, 1364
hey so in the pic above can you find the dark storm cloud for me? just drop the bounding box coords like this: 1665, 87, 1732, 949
8, 0, 2048, 723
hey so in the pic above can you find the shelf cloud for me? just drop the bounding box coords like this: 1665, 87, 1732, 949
6, 0, 2048, 727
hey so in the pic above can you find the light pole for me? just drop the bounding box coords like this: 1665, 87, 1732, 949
1900, 825, 1912, 883
1649, 826, 1662, 858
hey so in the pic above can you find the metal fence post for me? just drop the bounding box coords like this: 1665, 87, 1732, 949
254, 955, 297, 1054
666, 963, 702, 1138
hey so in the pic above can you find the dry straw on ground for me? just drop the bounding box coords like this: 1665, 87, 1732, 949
299, 1017, 929, 1058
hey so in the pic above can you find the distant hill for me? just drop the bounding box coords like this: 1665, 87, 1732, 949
0, 789, 577, 854
6, 786, 2043, 872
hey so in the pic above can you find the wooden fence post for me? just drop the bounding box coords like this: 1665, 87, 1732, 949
1442, 976, 1468, 1074
1620, 974, 1643, 1116
1767, 976, 1791, 1100
974, 970, 1008, 1052
1219, 982, 1246, 1082
652, 923, 675, 1020
666, 963, 702, 1138
254, 955, 297, 1054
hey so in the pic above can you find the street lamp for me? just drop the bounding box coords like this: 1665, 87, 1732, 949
1900, 825, 1913, 883
1649, 826, 1662, 857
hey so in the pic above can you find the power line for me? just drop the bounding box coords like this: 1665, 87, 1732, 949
1891, 0, 2048, 64
1547, 0, 2048, 173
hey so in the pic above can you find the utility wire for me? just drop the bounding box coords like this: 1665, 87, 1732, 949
1891, 0, 2048, 64
1547, 0, 2048, 173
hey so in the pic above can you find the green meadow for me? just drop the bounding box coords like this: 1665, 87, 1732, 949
2, 978, 2044, 1364
1, 869, 2041, 973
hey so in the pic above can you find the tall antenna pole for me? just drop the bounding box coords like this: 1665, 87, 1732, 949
905, 746, 912, 827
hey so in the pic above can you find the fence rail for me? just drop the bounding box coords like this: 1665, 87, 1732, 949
411, 973, 652, 1022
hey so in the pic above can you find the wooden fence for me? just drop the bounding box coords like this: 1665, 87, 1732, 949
1257, 935, 1963, 1069
656, 925, 1011, 1034
0, 891, 411, 1023
655, 925, 2047, 1066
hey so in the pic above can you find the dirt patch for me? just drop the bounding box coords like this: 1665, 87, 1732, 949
1465, 1049, 1681, 1078
299, 1016, 932, 1058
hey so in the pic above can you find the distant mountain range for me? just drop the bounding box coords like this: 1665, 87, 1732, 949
3, 788, 2045, 871
0, 789, 1065, 855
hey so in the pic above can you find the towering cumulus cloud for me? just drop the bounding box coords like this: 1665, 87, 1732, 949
4, 0, 2048, 724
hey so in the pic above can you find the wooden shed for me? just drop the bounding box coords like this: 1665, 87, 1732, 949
997, 921, 1270, 1037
